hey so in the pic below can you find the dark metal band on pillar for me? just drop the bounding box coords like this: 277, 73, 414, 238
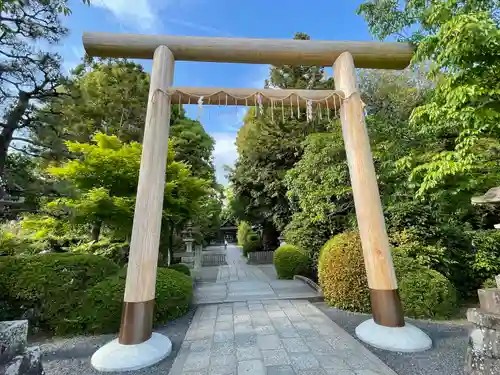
369, 289, 405, 327
118, 300, 155, 344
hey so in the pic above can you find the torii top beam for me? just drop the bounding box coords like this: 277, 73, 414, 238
83, 32, 414, 70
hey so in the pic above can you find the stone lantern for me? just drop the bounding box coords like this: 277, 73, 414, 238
278, 234, 285, 246
466, 187, 500, 374
182, 221, 194, 253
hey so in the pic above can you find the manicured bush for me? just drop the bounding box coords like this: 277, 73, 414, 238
398, 268, 458, 319
62, 267, 192, 335
71, 239, 130, 265
242, 233, 262, 256
168, 263, 191, 276
237, 221, 252, 247
273, 244, 311, 279
318, 232, 371, 312
318, 231, 458, 319
0, 253, 120, 331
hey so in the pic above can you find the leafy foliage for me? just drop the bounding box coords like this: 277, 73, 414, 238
168, 263, 191, 276
318, 231, 458, 319
358, 0, 500, 197
0, 0, 91, 181
9, 133, 211, 265
273, 244, 311, 280
470, 230, 500, 282
398, 268, 458, 319
229, 32, 334, 251
0, 253, 119, 331
318, 232, 372, 313
242, 233, 262, 257
237, 221, 253, 247
65, 267, 192, 335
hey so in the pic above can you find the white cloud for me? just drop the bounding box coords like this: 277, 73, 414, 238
93, 0, 164, 30
93, 0, 230, 35
62, 45, 86, 75
211, 132, 238, 185
165, 18, 234, 36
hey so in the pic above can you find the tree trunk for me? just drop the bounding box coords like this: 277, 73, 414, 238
262, 223, 280, 252
91, 221, 102, 242
0, 92, 30, 199
168, 220, 174, 265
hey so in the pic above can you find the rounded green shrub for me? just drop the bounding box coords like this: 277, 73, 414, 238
398, 268, 458, 319
237, 221, 253, 247
318, 232, 371, 312
242, 233, 262, 256
318, 231, 458, 319
62, 267, 193, 335
0, 253, 120, 331
273, 244, 310, 279
168, 263, 191, 276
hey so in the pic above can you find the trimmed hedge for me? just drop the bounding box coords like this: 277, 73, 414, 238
0, 253, 120, 330
318, 231, 458, 319
237, 221, 253, 247
398, 268, 458, 319
318, 232, 371, 312
0, 254, 193, 335
242, 233, 262, 257
273, 244, 311, 280
168, 263, 191, 276
62, 267, 192, 335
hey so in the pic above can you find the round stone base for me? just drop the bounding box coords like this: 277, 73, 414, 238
91, 333, 172, 372
355, 319, 432, 353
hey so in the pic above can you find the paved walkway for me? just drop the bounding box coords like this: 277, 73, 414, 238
168, 300, 398, 375
168, 245, 399, 375
194, 245, 321, 304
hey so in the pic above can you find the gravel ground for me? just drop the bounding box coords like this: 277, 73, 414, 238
33, 309, 195, 375
315, 302, 470, 375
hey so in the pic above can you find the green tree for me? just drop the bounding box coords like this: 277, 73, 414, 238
230, 32, 333, 250
34, 59, 216, 181
0, 0, 90, 181
358, 0, 500, 197
170, 117, 216, 181
28, 134, 209, 248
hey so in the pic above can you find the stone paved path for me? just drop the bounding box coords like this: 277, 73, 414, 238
194, 245, 321, 304
169, 245, 399, 375
168, 300, 398, 375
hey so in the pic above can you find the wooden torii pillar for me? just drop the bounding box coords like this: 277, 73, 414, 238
83, 33, 430, 372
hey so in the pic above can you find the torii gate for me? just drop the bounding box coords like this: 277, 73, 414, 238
83, 33, 432, 372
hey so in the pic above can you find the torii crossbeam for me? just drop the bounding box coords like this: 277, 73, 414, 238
83, 32, 431, 372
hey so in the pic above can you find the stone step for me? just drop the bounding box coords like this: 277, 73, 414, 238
466, 344, 500, 374
469, 326, 500, 358
468, 308, 500, 330
478, 288, 500, 314
0, 320, 28, 365
0, 346, 43, 375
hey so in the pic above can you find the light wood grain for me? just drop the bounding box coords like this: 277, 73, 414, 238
168, 87, 344, 108
124, 45, 174, 303
83, 32, 414, 70
333, 52, 398, 291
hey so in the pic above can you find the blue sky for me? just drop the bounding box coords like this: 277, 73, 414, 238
61, 0, 375, 184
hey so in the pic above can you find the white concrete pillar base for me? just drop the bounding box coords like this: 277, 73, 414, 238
355, 318, 432, 353
91, 332, 172, 372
